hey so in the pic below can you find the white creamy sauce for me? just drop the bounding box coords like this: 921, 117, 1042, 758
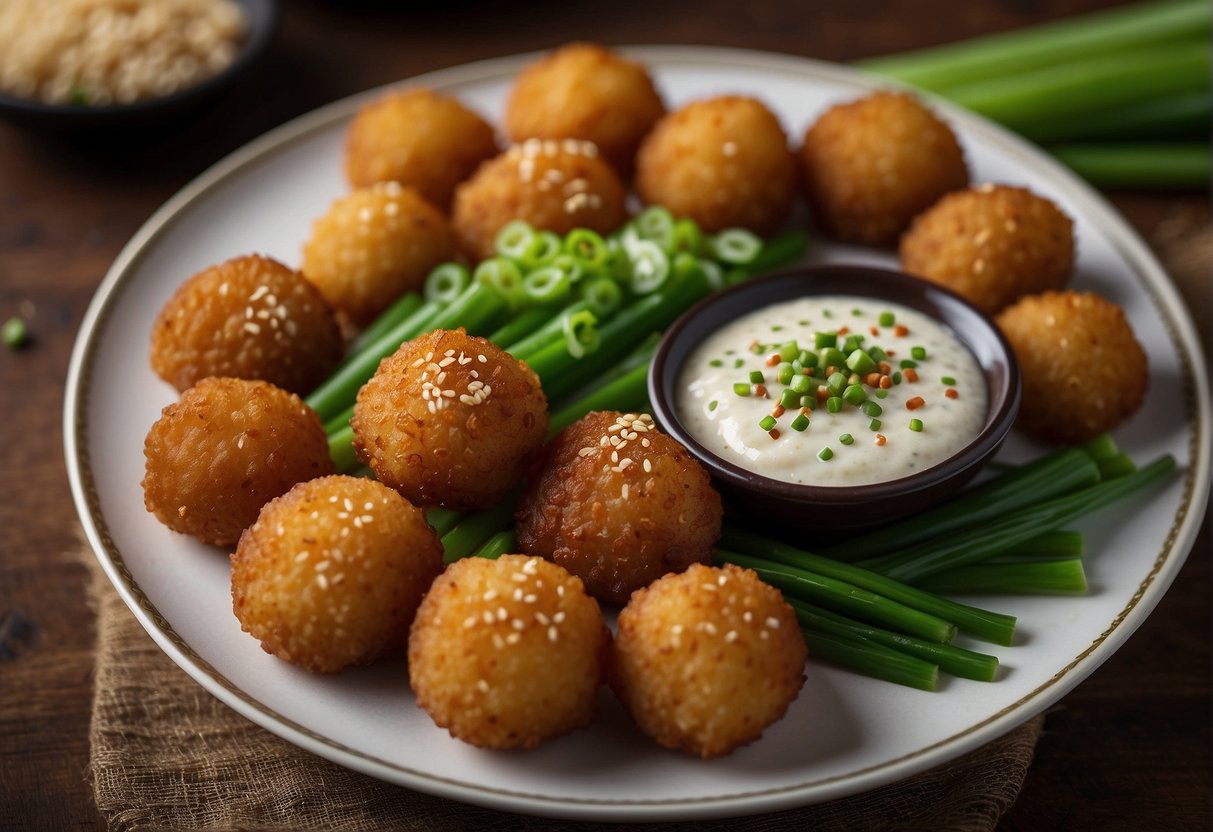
677, 295, 986, 486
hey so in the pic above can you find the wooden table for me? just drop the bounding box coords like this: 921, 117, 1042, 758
2, 1, 1208, 827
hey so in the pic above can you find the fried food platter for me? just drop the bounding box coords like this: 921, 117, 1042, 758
65, 47, 1209, 820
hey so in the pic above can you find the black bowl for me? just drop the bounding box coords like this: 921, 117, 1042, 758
0, 0, 279, 132
648, 264, 1021, 530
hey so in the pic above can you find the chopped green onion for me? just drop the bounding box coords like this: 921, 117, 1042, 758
749, 370, 765, 384
780, 388, 801, 408
711, 228, 763, 265
670, 217, 704, 255
900, 359, 918, 369
626, 240, 671, 294
815, 332, 836, 349
494, 220, 537, 260
473, 257, 526, 307
790, 413, 810, 432
909, 418, 924, 432
708, 400, 719, 412
840, 433, 855, 446
564, 228, 610, 270
790, 374, 813, 394
709, 358, 723, 368
847, 349, 877, 375
827, 371, 847, 395
843, 384, 868, 406
424, 262, 471, 303
879, 311, 895, 326
818, 447, 834, 461
759, 415, 778, 431
941, 375, 957, 385
911, 346, 927, 360
778, 364, 795, 385
869, 418, 882, 431
734, 383, 751, 397
522, 265, 573, 304
3, 316, 27, 350
560, 310, 599, 359
635, 206, 676, 250
826, 397, 843, 413
862, 401, 883, 418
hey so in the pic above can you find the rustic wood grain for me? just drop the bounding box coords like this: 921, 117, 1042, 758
0, 2, 1207, 828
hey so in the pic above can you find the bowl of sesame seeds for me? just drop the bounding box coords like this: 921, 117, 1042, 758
0, 0, 278, 130
648, 264, 1021, 529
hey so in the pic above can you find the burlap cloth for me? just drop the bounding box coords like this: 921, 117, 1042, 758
86, 553, 1043, 832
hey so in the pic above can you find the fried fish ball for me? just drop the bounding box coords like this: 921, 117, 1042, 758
900, 183, 1075, 315
798, 91, 968, 246
611, 563, 806, 758
345, 87, 499, 210
149, 254, 342, 395
352, 328, 548, 510
231, 475, 443, 673
142, 378, 333, 546
451, 139, 629, 262
634, 95, 797, 235
301, 182, 456, 327
408, 554, 610, 749
515, 412, 722, 606
996, 291, 1147, 444
504, 42, 665, 177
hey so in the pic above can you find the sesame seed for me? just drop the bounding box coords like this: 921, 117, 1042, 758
759, 630, 770, 640
482, 610, 494, 624
535, 612, 550, 626
476, 679, 489, 692
725, 630, 738, 643
482, 589, 498, 601
621, 483, 629, 499
249, 285, 269, 301
766, 617, 781, 629
511, 573, 527, 583
315, 574, 328, 590
511, 618, 525, 631
507, 632, 521, 645
717, 573, 728, 586
553, 611, 565, 623
523, 559, 539, 575
523, 594, 538, 604
643, 459, 652, 473
743, 611, 753, 622
315, 560, 330, 572
548, 626, 559, 642
237, 435, 245, 449
463, 616, 477, 629
218, 282, 229, 296
294, 551, 309, 563
243, 322, 260, 334
556, 585, 565, 597
492, 634, 505, 650
496, 607, 508, 621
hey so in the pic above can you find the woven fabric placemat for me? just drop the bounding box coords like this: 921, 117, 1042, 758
86, 554, 1043, 832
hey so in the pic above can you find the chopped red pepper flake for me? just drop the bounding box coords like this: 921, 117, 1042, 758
878, 361, 892, 375
904, 367, 919, 383
879, 375, 892, 389
765, 354, 780, 367
754, 384, 769, 398
894, 325, 909, 337
815, 386, 829, 402
772, 403, 786, 418
906, 396, 925, 410
875, 434, 887, 446
869, 326, 880, 337
864, 372, 882, 387
768, 428, 781, 440
837, 326, 849, 336
945, 388, 959, 399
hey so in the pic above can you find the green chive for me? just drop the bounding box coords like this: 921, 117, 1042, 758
893, 371, 903, 384
778, 364, 795, 385
709, 358, 723, 367
749, 370, 764, 384
819, 446, 834, 461
869, 418, 882, 431
820, 347, 848, 369
3, 316, 28, 350
772, 324, 784, 332
875, 389, 889, 399
759, 415, 778, 431
868, 345, 889, 364
852, 307, 863, 317
910, 418, 924, 432
827, 371, 847, 395
912, 346, 927, 360
790, 374, 813, 393
827, 397, 843, 413
942, 375, 957, 385
791, 413, 810, 432
823, 309, 834, 319
780, 388, 801, 408
879, 311, 895, 326
815, 332, 836, 349
843, 384, 868, 405
900, 359, 918, 369
734, 358, 745, 368
734, 383, 751, 397
846, 349, 877, 375
840, 433, 855, 446
708, 400, 718, 412
862, 401, 883, 418
778, 340, 800, 362
800, 350, 819, 368
801, 395, 817, 410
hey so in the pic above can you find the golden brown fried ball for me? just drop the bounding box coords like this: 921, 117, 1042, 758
149, 254, 342, 396
452, 139, 629, 262
231, 475, 443, 673
798, 91, 968, 246
611, 563, 806, 758
634, 95, 797, 236
345, 87, 499, 210
352, 328, 548, 511
996, 291, 1147, 444
504, 42, 665, 177
408, 554, 610, 749
142, 378, 333, 546
516, 412, 722, 606
900, 183, 1075, 315
301, 182, 456, 327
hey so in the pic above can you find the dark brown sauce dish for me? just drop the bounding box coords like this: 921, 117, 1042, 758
648, 264, 1021, 530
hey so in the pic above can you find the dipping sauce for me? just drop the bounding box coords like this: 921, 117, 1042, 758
677, 295, 986, 486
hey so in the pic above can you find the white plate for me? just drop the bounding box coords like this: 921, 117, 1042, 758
65, 47, 1210, 821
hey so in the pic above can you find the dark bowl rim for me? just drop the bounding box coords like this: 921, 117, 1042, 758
648, 263, 1022, 507
0, 0, 280, 119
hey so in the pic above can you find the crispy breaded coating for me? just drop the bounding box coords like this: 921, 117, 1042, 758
149, 254, 342, 395
799, 91, 968, 246
301, 182, 456, 327
516, 411, 722, 606
996, 291, 1147, 444
345, 87, 499, 210
901, 183, 1075, 314
231, 475, 443, 674
451, 139, 628, 262
352, 328, 548, 511
635, 95, 797, 236
504, 42, 665, 178
408, 554, 610, 749
611, 563, 806, 758
142, 377, 333, 546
